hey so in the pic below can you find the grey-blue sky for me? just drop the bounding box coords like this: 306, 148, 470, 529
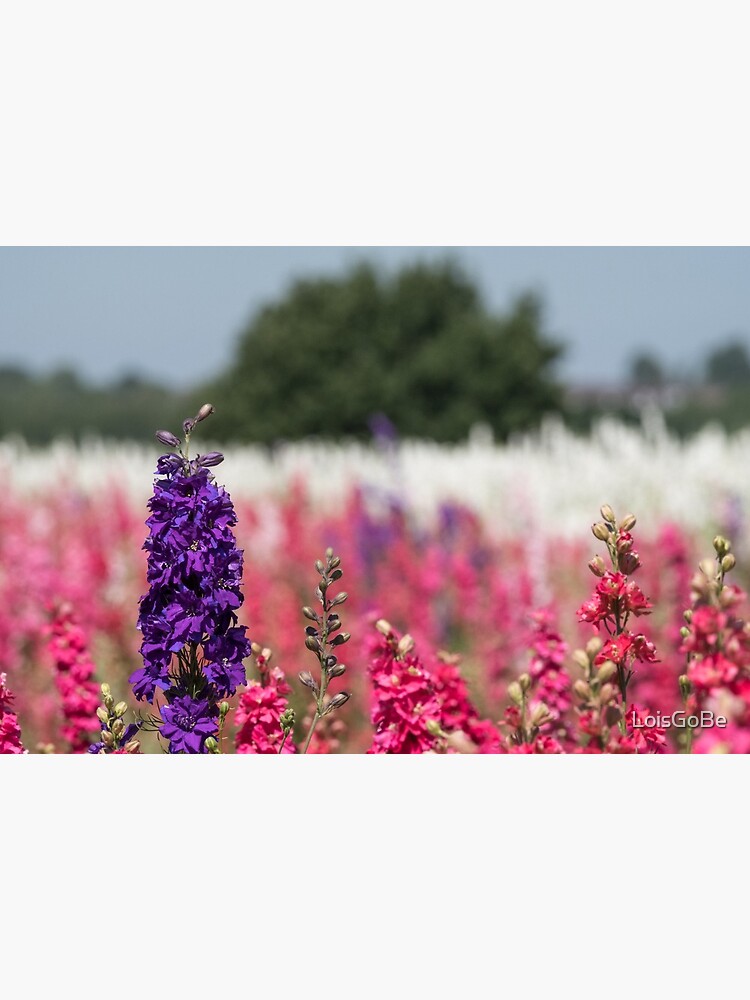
0, 247, 748, 387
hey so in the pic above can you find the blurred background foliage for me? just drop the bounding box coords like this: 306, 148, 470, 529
2, 259, 749, 444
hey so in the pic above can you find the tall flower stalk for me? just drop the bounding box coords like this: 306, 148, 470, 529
47, 604, 100, 753
299, 549, 351, 753
577, 505, 657, 732
129, 405, 251, 753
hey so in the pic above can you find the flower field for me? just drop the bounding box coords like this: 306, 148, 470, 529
2, 413, 750, 754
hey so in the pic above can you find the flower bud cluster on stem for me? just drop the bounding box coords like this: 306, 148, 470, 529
89, 683, 141, 754
300, 549, 351, 753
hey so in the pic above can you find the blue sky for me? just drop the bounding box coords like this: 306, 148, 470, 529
0, 247, 748, 386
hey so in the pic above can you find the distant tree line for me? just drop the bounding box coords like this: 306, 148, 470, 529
0, 366, 203, 444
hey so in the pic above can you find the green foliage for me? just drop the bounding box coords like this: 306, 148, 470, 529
211, 262, 564, 442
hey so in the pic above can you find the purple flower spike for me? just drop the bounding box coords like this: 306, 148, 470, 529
130, 430, 252, 751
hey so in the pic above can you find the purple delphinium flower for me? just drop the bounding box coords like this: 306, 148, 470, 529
160, 694, 218, 754
129, 410, 252, 752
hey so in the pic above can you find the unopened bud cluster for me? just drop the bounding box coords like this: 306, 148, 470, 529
90, 683, 140, 754
155, 403, 224, 473
299, 548, 351, 749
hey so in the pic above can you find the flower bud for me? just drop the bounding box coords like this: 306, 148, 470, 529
572, 649, 590, 671
604, 704, 622, 729
699, 558, 716, 579
298, 671, 319, 695
195, 403, 215, 423
592, 522, 611, 542
327, 692, 351, 712
375, 619, 393, 636
331, 592, 348, 606
518, 673, 531, 693
507, 681, 524, 706
101, 730, 115, 747
596, 659, 618, 683
425, 718, 444, 737
397, 634, 415, 656
182, 418, 195, 436
599, 683, 615, 704
124, 739, 141, 754
100, 683, 111, 698
328, 663, 346, 678
683, 609, 693, 623
713, 535, 730, 556
619, 513, 637, 532
114, 702, 128, 718
305, 635, 320, 652
530, 703, 550, 728
445, 730, 478, 754
331, 631, 351, 647
204, 736, 218, 752
588, 555, 606, 577
585, 636, 603, 658
302, 607, 318, 623
680, 626, 690, 639
155, 429, 181, 448
219, 701, 230, 718
722, 553, 736, 573
112, 719, 125, 738
197, 451, 225, 468
96, 706, 109, 725
600, 505, 615, 525
619, 552, 640, 575
573, 679, 593, 701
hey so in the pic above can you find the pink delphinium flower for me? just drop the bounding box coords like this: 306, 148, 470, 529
235, 644, 296, 754
527, 609, 571, 723
429, 652, 502, 753
367, 622, 444, 754
47, 604, 101, 753
0, 673, 25, 754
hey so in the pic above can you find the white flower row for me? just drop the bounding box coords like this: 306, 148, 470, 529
1, 411, 747, 541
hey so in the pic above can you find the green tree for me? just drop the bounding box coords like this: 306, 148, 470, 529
630, 353, 664, 388
706, 339, 750, 385
211, 262, 563, 442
